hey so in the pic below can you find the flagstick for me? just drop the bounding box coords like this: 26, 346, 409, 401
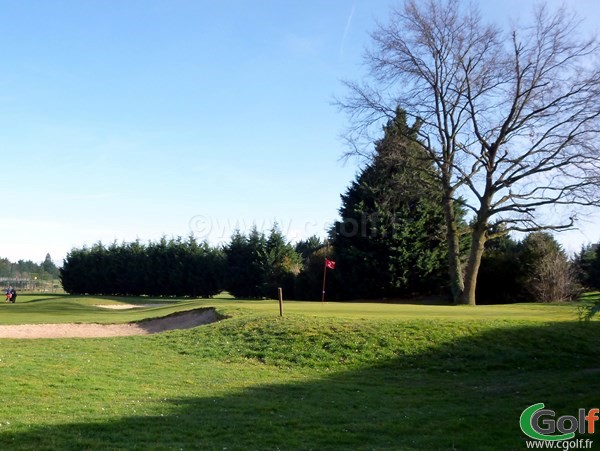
321, 259, 327, 304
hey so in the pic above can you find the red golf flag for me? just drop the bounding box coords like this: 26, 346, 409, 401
322, 258, 336, 303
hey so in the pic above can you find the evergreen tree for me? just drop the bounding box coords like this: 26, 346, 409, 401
294, 245, 335, 301
331, 108, 450, 299
224, 226, 302, 299
224, 228, 267, 298
41, 253, 60, 278
295, 236, 325, 260
60, 237, 224, 297
574, 243, 600, 290
476, 229, 523, 304
262, 225, 302, 299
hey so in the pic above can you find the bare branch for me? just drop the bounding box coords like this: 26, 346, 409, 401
337, 0, 600, 304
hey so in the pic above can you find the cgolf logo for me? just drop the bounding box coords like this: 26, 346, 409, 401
520, 403, 598, 442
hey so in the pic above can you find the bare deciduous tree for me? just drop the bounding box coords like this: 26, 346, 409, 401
528, 251, 580, 303
338, 0, 600, 305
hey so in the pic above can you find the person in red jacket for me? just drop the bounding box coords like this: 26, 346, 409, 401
8, 286, 17, 303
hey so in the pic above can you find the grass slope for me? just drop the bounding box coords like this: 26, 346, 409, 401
0, 294, 598, 450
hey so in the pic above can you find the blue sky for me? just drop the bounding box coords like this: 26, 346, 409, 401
0, 0, 598, 264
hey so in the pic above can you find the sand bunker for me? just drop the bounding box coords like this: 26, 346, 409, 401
0, 308, 219, 339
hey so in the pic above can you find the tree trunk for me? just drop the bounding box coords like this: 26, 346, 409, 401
458, 225, 487, 306
442, 196, 464, 303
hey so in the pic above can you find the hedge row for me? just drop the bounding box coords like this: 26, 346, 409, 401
60, 237, 224, 297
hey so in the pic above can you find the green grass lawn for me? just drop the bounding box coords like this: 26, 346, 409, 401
0, 294, 598, 450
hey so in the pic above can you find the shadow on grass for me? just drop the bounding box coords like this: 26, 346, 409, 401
0, 322, 598, 450
13, 296, 70, 304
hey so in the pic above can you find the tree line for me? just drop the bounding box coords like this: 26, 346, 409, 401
60, 237, 224, 297
59, 230, 600, 302
59, 230, 303, 298
60, 107, 600, 303
0, 254, 60, 282
59, 225, 600, 304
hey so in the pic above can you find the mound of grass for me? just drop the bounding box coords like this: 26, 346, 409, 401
158, 313, 599, 372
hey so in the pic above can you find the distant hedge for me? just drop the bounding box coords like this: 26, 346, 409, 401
60, 236, 225, 297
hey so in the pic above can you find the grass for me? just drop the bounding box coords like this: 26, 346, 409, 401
0, 294, 598, 449
0, 294, 200, 325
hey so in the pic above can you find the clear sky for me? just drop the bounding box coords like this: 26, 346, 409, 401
0, 0, 598, 264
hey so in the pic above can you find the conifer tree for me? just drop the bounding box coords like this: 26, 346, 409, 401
331, 108, 451, 299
